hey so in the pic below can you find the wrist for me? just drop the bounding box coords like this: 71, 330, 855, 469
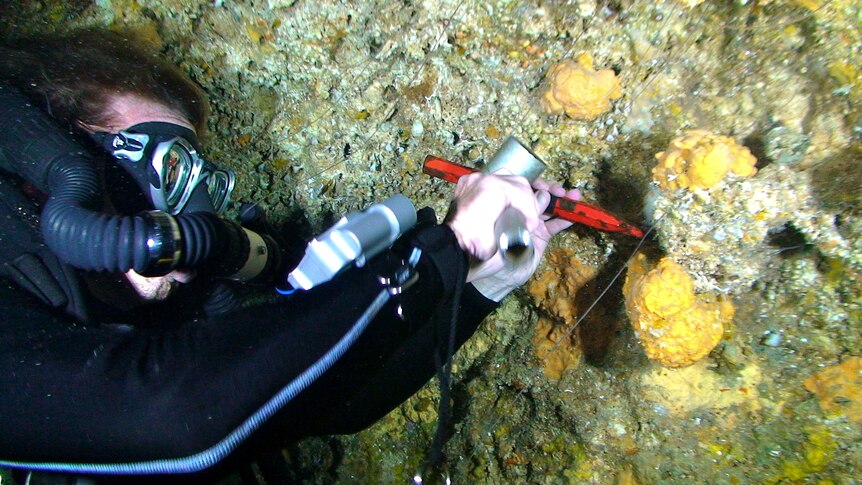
470, 277, 514, 302
444, 220, 470, 255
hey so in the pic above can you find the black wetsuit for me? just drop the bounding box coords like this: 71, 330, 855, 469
0, 97, 497, 477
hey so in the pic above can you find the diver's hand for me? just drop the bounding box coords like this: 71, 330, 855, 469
532, 178, 581, 236
446, 175, 580, 301
445, 172, 540, 261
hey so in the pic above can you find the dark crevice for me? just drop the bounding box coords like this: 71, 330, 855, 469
766, 223, 813, 258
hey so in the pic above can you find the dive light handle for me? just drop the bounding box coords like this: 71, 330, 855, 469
286, 194, 417, 291
484, 137, 547, 266
494, 207, 533, 265
425, 136, 547, 266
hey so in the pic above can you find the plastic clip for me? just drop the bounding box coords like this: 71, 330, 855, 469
376, 248, 421, 321
376, 247, 422, 296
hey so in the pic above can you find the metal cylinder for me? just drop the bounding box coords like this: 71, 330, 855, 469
483, 137, 547, 266
495, 207, 534, 266
484, 136, 547, 182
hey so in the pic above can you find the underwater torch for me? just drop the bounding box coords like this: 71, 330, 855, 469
482, 137, 549, 266
286, 194, 417, 291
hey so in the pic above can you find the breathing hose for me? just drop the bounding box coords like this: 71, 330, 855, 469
0, 84, 280, 280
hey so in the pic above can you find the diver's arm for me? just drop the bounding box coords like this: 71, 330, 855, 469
279, 223, 499, 438
0, 222, 491, 470
301, 283, 497, 438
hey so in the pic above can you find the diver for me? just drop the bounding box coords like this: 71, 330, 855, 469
0, 29, 579, 482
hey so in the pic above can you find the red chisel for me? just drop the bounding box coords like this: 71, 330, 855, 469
423, 155, 644, 239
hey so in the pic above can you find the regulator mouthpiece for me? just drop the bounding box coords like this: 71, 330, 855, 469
287, 194, 417, 290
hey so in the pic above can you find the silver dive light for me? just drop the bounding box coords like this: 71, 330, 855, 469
287, 194, 418, 291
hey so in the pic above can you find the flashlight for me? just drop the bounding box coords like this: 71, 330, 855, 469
286, 194, 417, 290
423, 142, 645, 239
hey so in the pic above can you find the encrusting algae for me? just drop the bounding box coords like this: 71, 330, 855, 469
531, 318, 581, 380
652, 129, 758, 191
639, 359, 763, 416
623, 253, 734, 367
539, 53, 622, 120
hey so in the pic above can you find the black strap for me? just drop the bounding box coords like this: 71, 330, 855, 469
404, 206, 469, 479
426, 254, 465, 470
4, 253, 68, 307
0, 173, 89, 320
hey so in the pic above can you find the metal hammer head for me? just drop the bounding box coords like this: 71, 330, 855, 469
484, 136, 547, 182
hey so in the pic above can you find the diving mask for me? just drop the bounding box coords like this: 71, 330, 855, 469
93, 122, 235, 215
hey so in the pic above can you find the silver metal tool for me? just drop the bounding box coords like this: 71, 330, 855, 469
484, 136, 547, 266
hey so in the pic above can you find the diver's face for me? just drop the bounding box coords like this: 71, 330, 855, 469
80, 94, 199, 300
89, 95, 234, 216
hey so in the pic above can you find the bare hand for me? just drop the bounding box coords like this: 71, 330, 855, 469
444, 172, 540, 261
125, 268, 195, 301
445, 173, 580, 301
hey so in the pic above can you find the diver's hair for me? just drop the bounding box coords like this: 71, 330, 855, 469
0, 29, 208, 133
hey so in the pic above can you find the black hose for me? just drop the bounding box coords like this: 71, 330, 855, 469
40, 156, 230, 274
0, 83, 243, 276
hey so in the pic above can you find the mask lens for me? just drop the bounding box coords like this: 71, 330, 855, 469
206, 169, 236, 214
163, 143, 193, 208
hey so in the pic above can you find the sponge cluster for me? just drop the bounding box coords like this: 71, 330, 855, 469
623, 253, 734, 367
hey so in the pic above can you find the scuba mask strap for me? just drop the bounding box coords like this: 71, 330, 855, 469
126, 122, 201, 150
91, 121, 200, 162
92, 130, 150, 162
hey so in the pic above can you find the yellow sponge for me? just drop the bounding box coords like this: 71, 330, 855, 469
653, 129, 757, 190
539, 53, 622, 120
624, 253, 733, 367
